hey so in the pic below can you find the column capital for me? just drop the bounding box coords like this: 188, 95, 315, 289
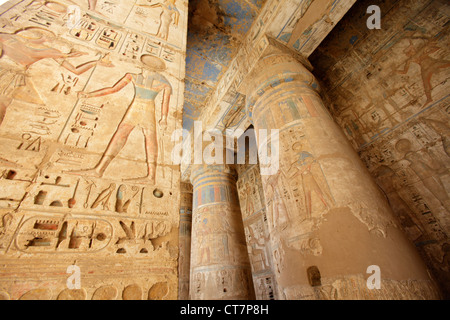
182, 127, 234, 184
190, 163, 237, 185
189, 130, 238, 184
239, 36, 319, 117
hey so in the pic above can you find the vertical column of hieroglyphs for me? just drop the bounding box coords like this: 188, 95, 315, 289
190, 160, 255, 300
236, 161, 278, 300
178, 182, 192, 300
239, 41, 440, 300
0, 0, 187, 300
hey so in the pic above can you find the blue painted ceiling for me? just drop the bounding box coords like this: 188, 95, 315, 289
183, 0, 267, 132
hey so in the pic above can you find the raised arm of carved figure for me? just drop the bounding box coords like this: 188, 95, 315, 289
78, 73, 133, 99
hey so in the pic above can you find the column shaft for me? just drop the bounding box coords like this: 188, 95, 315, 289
190, 164, 255, 300
241, 50, 440, 299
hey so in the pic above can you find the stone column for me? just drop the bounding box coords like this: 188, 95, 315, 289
178, 182, 193, 300
189, 160, 255, 300
239, 43, 440, 300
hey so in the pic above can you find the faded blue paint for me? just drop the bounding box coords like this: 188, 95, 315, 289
287, 99, 300, 119
279, 33, 292, 43
182, 116, 194, 131
184, 80, 212, 103
330, 0, 340, 13
182, 100, 200, 117
188, 32, 234, 66
183, 0, 267, 132
185, 51, 223, 82
218, 0, 257, 35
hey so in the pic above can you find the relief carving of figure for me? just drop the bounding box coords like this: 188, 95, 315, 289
246, 224, 269, 272
285, 142, 333, 220
395, 139, 450, 211
71, 55, 171, 184
244, 182, 255, 216
257, 278, 271, 300
373, 165, 425, 241
396, 38, 450, 107
0, 27, 112, 126
138, 0, 179, 40
265, 171, 289, 230
197, 218, 211, 265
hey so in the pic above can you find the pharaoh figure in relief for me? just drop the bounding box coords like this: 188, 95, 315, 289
284, 142, 333, 220
396, 37, 450, 107
71, 55, 172, 185
0, 27, 112, 126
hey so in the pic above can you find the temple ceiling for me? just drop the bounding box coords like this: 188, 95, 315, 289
183, 0, 267, 132
182, 0, 357, 133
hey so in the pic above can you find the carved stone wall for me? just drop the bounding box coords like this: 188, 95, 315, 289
0, 0, 187, 300
236, 161, 278, 300
309, 0, 450, 297
178, 182, 192, 300
283, 274, 439, 300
